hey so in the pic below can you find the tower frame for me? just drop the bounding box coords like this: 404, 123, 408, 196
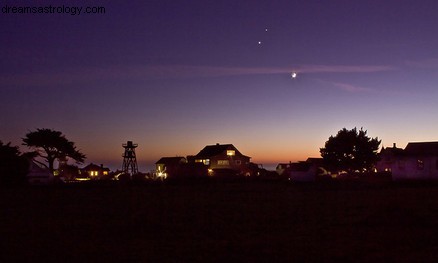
122, 141, 138, 175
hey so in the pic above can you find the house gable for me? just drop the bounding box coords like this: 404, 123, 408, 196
192, 143, 251, 173
155, 157, 187, 172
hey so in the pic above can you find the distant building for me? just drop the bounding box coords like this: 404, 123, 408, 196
27, 161, 53, 185
189, 143, 251, 176
81, 163, 110, 179
276, 162, 292, 176
155, 157, 187, 178
277, 158, 326, 182
377, 142, 438, 180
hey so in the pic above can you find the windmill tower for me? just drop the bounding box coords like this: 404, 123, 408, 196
122, 141, 138, 175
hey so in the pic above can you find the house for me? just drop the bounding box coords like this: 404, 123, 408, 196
376, 143, 404, 173
377, 142, 438, 180
81, 163, 110, 179
189, 143, 251, 176
27, 161, 54, 185
276, 162, 292, 176
155, 157, 187, 179
278, 158, 326, 182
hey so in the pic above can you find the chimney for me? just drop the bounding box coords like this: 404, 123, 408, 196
393, 143, 396, 148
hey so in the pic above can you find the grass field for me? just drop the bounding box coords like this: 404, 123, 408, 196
2, 181, 438, 262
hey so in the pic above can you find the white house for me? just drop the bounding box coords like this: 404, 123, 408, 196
377, 142, 438, 180
279, 158, 325, 182
27, 161, 54, 185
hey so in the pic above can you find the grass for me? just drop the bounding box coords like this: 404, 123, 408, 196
1, 181, 438, 262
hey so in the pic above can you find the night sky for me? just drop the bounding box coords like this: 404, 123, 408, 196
2, 0, 438, 171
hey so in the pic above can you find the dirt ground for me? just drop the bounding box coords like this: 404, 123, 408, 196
1, 181, 438, 262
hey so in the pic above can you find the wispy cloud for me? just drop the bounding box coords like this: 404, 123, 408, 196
318, 79, 414, 96
405, 58, 438, 69
295, 64, 395, 74
329, 82, 374, 93
0, 64, 395, 87
133, 64, 395, 77
315, 79, 375, 94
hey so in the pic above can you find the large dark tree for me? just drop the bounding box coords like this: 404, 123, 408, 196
22, 128, 86, 172
0, 141, 29, 185
320, 127, 381, 173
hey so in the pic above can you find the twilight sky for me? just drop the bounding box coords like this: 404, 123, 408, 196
2, 0, 438, 171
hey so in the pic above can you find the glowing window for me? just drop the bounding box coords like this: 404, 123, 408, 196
195, 159, 210, 165
218, 160, 229, 165
227, 150, 235, 156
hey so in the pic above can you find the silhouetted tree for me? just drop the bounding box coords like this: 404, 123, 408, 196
0, 141, 29, 185
320, 127, 381, 174
22, 128, 86, 173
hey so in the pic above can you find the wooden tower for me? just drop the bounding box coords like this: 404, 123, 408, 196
122, 141, 138, 175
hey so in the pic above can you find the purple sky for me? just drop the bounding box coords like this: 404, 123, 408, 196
2, 0, 438, 171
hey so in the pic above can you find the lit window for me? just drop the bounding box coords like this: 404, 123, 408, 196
195, 159, 210, 165
227, 150, 235, 156
218, 160, 229, 165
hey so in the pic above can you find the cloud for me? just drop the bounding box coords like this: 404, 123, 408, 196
329, 82, 374, 93
296, 64, 395, 74
318, 79, 413, 96
405, 58, 438, 69
0, 64, 395, 87
133, 64, 395, 77
315, 79, 374, 93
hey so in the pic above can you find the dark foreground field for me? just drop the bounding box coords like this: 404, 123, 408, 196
2, 181, 438, 262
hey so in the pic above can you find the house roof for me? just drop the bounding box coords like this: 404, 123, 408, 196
305, 158, 323, 165
289, 162, 311, 172
404, 142, 438, 155
195, 143, 250, 159
155, 157, 187, 165
82, 163, 110, 171
380, 146, 404, 155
